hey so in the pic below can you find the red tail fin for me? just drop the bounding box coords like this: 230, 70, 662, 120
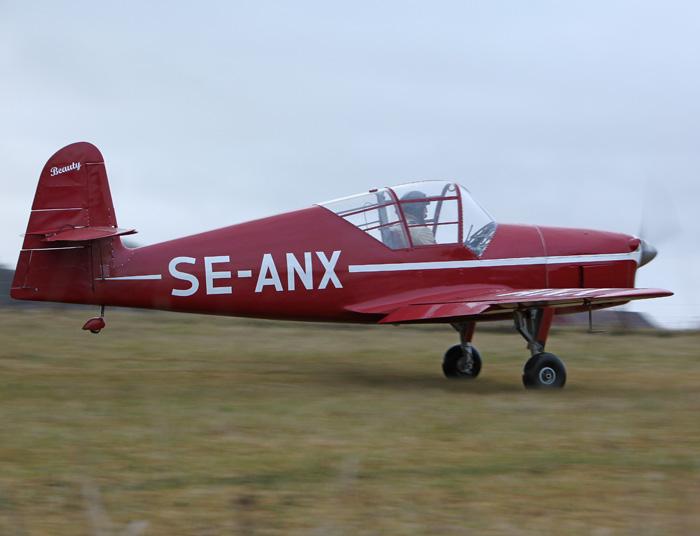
11, 142, 133, 304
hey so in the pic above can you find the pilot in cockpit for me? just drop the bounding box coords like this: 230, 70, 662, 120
401, 191, 436, 246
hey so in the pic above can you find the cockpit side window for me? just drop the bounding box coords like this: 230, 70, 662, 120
318, 181, 496, 254
319, 189, 409, 249
392, 182, 461, 247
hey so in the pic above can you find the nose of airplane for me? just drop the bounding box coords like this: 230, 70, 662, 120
639, 239, 658, 267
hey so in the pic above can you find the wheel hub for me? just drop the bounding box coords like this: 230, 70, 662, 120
539, 366, 556, 385
457, 357, 473, 374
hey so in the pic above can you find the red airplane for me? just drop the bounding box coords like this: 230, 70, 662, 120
11, 142, 672, 389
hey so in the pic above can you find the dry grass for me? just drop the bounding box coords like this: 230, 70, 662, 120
0, 308, 698, 535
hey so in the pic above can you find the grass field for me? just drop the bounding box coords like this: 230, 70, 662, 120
0, 308, 698, 535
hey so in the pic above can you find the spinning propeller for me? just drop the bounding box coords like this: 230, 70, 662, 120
636, 181, 680, 267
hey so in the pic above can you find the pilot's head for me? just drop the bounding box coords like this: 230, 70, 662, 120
401, 191, 429, 223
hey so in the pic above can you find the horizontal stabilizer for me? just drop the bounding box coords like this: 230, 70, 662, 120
39, 226, 136, 242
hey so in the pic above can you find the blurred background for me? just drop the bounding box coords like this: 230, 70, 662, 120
1, 0, 698, 328
1, 3, 700, 534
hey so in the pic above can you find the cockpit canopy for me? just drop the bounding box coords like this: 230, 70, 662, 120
318, 180, 497, 256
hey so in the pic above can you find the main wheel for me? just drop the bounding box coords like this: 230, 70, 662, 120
522, 352, 566, 389
442, 345, 482, 379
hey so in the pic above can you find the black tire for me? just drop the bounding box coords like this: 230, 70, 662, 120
522, 352, 566, 389
442, 345, 482, 379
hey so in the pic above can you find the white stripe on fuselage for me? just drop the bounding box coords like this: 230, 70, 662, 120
99, 274, 163, 281
94, 249, 640, 284
347, 249, 640, 273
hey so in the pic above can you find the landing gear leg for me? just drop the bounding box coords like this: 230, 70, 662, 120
442, 321, 482, 379
82, 305, 106, 334
514, 308, 566, 389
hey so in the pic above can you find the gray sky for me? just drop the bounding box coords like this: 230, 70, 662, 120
1, 1, 698, 328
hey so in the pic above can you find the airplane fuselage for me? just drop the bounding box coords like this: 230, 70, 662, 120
13, 205, 640, 323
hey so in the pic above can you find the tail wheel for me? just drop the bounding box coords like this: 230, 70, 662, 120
522, 352, 566, 389
443, 345, 482, 379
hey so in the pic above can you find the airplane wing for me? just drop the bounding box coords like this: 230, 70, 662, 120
347, 286, 673, 324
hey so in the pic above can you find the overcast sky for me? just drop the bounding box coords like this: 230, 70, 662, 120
1, 1, 698, 328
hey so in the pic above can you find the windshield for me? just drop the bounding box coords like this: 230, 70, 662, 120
318, 181, 496, 255
459, 185, 496, 256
